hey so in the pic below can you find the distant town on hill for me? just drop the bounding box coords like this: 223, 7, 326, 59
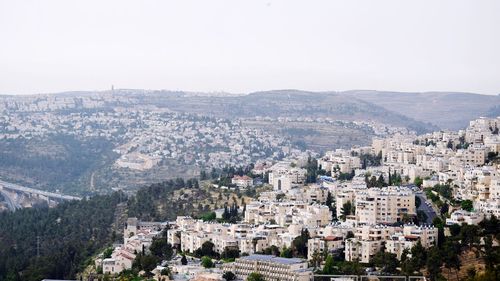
0, 89, 498, 196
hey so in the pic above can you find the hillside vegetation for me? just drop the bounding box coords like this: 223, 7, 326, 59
342, 90, 500, 129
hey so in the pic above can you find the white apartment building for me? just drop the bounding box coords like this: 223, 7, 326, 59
244, 200, 331, 227
268, 162, 307, 192
455, 145, 487, 167
466, 117, 500, 144
102, 249, 135, 274
446, 210, 485, 225
307, 236, 344, 260
385, 235, 417, 260
223, 255, 312, 281
101, 219, 162, 275
318, 150, 362, 175
344, 238, 383, 263
293, 204, 332, 227
385, 224, 439, 259
355, 186, 416, 225
232, 175, 253, 188
354, 225, 396, 241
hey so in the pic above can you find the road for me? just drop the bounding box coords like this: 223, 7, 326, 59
0, 190, 22, 211
416, 193, 437, 224
0, 179, 81, 201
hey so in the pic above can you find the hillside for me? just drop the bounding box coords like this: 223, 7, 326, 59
0, 176, 261, 281
0, 89, 496, 195
127, 89, 438, 133
342, 90, 500, 130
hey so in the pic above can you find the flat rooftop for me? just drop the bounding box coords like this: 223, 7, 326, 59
240, 254, 306, 265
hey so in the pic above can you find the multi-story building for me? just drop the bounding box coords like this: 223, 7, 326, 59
446, 210, 485, 225
307, 236, 344, 260
344, 238, 383, 263
455, 145, 487, 167
232, 175, 254, 188
318, 150, 361, 176
223, 255, 312, 281
355, 186, 416, 225
268, 162, 307, 192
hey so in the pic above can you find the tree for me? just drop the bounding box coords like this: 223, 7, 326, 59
401, 248, 417, 276
326, 191, 334, 211
416, 210, 428, 225
449, 223, 461, 236
410, 241, 427, 269
200, 170, 208, 180
161, 267, 172, 278
150, 237, 173, 260
461, 200, 474, 212
0, 192, 123, 281
426, 246, 443, 281
340, 201, 353, 221
372, 251, 400, 274
415, 196, 421, 208
102, 247, 113, 259
442, 240, 461, 280
247, 272, 264, 281
200, 212, 216, 221
322, 255, 335, 274
221, 246, 240, 260
280, 246, 293, 258
292, 229, 310, 258
310, 250, 322, 269
133, 253, 160, 274
479, 215, 499, 237
195, 241, 217, 258
432, 217, 446, 247
481, 235, 497, 271
305, 156, 320, 183
201, 256, 214, 268
447, 140, 454, 149
460, 224, 480, 250
222, 271, 236, 281
337, 260, 364, 275
414, 177, 423, 187
377, 174, 386, 187
440, 203, 449, 216
262, 245, 280, 256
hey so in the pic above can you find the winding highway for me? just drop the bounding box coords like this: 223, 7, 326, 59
0, 189, 22, 211
0, 179, 81, 211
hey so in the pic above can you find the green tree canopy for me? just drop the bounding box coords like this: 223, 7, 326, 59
247, 272, 264, 281
201, 256, 214, 268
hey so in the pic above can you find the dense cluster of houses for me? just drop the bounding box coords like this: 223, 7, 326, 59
96, 117, 500, 280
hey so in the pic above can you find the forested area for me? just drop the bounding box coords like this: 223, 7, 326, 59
0, 135, 116, 195
127, 177, 203, 221
0, 193, 123, 281
0, 176, 207, 281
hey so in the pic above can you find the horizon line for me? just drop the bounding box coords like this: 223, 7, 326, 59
1, 88, 497, 97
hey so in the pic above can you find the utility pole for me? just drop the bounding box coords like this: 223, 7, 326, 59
36, 235, 40, 257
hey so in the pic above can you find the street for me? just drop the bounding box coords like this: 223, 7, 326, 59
416, 193, 437, 224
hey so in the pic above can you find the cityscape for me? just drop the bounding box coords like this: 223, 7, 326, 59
0, 1, 499, 281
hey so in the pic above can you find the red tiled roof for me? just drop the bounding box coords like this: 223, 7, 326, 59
324, 236, 343, 241
233, 175, 252, 180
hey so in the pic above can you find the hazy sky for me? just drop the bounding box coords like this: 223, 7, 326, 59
1, 0, 499, 95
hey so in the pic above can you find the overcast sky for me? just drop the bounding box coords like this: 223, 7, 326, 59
0, 0, 499, 95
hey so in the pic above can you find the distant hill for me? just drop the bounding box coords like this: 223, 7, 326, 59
126, 89, 438, 134
0, 88, 496, 194
340, 90, 500, 130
